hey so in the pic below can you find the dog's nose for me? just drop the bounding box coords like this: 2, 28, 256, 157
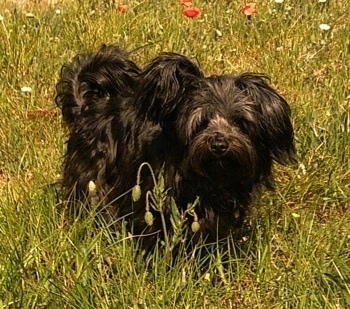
210, 136, 228, 155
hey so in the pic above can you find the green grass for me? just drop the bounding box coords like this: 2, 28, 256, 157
0, 0, 349, 308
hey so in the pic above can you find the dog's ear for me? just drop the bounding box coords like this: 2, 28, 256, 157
136, 53, 204, 123
234, 73, 296, 164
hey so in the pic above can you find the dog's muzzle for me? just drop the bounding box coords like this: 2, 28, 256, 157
208, 133, 229, 156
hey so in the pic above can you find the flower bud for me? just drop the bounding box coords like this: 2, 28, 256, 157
144, 211, 154, 226
191, 221, 200, 233
88, 181, 97, 197
132, 184, 141, 202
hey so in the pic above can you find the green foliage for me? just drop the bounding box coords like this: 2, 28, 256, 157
0, 0, 349, 308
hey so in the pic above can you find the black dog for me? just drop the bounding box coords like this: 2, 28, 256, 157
56, 45, 295, 245
55, 45, 169, 240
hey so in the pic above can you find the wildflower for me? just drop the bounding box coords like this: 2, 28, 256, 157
55, 9, 61, 14
240, 3, 257, 16
0, 15, 4, 21
117, 4, 129, 13
318, 0, 327, 2
25, 13, 35, 18
182, 6, 201, 18
21, 86, 32, 93
319, 23, 330, 30
274, 0, 284, 2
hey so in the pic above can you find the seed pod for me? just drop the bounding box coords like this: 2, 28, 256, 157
132, 184, 141, 202
144, 211, 154, 226
191, 221, 200, 233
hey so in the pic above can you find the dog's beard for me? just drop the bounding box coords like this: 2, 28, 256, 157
187, 131, 257, 184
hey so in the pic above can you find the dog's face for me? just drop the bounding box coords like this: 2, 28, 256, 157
173, 74, 296, 186
175, 82, 259, 183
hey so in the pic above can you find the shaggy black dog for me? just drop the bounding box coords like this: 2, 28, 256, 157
56, 45, 295, 245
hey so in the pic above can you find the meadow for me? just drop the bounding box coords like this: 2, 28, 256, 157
0, 0, 349, 308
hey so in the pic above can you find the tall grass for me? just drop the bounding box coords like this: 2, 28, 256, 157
0, 0, 349, 308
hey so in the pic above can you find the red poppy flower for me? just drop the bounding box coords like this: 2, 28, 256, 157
182, 6, 201, 18
240, 3, 257, 16
117, 4, 129, 13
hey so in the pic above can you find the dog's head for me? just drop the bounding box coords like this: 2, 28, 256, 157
176, 73, 296, 186
55, 44, 141, 128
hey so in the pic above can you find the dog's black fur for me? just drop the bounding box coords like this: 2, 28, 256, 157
55, 46, 166, 238
56, 45, 295, 245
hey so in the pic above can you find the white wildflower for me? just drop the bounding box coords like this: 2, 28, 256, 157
0, 15, 4, 22
55, 9, 61, 14
21, 86, 32, 93
318, 0, 327, 2
319, 23, 331, 31
275, 0, 284, 3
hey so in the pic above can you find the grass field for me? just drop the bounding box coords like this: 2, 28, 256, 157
0, 0, 349, 308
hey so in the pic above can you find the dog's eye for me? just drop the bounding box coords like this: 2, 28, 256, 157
194, 119, 209, 133
186, 118, 209, 140
232, 118, 248, 133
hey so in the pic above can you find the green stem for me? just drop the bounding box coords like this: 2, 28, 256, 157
136, 162, 157, 187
